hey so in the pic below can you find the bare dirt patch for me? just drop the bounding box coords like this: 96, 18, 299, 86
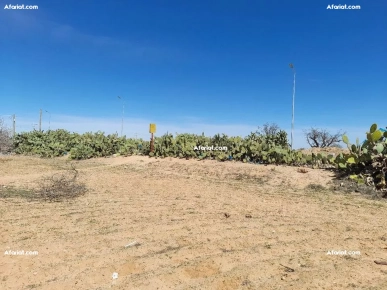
1, 155, 387, 289
297, 146, 350, 156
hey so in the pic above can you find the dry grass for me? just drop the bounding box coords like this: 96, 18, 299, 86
36, 164, 87, 202
1, 163, 87, 202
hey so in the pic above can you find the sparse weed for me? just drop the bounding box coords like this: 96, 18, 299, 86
0, 163, 87, 202
37, 165, 87, 202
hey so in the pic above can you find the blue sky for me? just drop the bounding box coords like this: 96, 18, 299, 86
0, 0, 386, 148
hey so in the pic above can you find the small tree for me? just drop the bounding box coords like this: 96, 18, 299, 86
0, 118, 13, 153
248, 123, 289, 148
304, 127, 345, 148
261, 122, 280, 136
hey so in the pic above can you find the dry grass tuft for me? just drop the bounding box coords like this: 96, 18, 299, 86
0, 163, 87, 202
37, 163, 87, 202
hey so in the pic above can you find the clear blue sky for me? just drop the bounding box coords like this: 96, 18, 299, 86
0, 0, 386, 148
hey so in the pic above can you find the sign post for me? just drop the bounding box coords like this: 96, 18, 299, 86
149, 124, 156, 153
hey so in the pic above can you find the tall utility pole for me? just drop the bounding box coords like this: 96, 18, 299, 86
39, 109, 42, 132
289, 63, 296, 150
117, 96, 125, 137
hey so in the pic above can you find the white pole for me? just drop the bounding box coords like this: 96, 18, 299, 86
122, 100, 124, 137
289, 64, 296, 150
292, 71, 296, 149
39, 109, 42, 132
13, 114, 16, 137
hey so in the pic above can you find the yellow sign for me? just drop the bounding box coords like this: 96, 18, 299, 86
149, 123, 156, 133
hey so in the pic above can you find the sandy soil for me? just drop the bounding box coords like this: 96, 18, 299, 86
1, 155, 387, 290
296, 147, 350, 156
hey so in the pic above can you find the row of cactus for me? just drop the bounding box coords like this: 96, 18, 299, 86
12, 128, 336, 167
13, 129, 148, 159
14, 129, 320, 165
148, 131, 336, 167
13, 129, 80, 157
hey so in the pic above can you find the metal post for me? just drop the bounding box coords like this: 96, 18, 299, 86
39, 109, 42, 132
12, 114, 16, 137
292, 71, 295, 150
150, 133, 154, 152
289, 64, 296, 150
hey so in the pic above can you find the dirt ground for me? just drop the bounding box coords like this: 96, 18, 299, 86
1, 154, 387, 290
296, 146, 350, 156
